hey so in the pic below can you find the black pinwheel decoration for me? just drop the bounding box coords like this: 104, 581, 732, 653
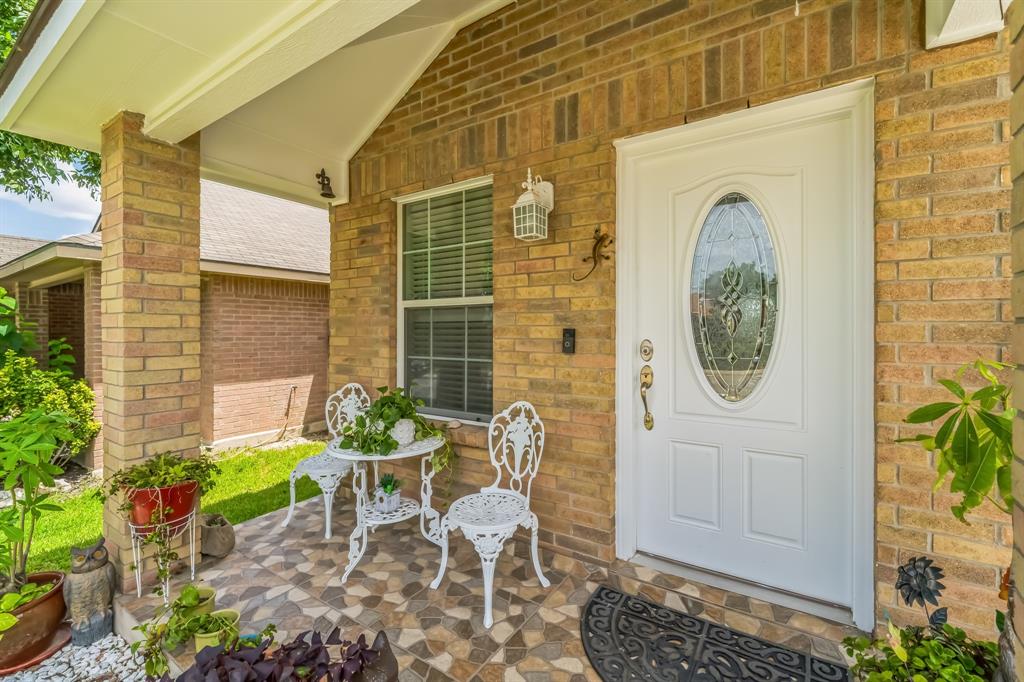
896, 556, 948, 629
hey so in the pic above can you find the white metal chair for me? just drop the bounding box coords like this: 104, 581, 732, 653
430, 400, 550, 627
281, 383, 370, 539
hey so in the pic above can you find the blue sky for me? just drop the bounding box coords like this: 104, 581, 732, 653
0, 178, 100, 240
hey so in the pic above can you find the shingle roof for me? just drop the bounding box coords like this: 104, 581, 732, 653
0, 180, 330, 274
0, 234, 48, 264
200, 180, 329, 275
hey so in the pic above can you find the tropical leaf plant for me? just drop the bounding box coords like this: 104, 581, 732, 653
898, 359, 1014, 522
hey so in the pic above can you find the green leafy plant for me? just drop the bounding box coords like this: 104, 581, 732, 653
0, 409, 70, 592
97, 453, 220, 597
844, 556, 999, 681
377, 473, 400, 495
47, 337, 75, 378
0, 349, 99, 457
898, 359, 1014, 522
845, 622, 1000, 682
0, 581, 51, 641
133, 586, 274, 679
340, 387, 455, 472
0, 286, 36, 359
97, 452, 220, 514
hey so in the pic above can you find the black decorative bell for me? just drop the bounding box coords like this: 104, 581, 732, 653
316, 168, 335, 199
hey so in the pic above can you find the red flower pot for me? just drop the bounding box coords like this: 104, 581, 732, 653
128, 480, 199, 531
0, 572, 67, 672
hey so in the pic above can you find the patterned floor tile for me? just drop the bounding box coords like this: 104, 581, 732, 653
114, 497, 857, 679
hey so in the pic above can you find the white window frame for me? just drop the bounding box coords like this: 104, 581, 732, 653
394, 175, 494, 424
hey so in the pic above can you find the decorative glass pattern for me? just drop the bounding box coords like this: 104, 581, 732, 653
690, 193, 778, 403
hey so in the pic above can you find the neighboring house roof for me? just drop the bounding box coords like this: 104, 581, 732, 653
200, 181, 328, 275
0, 234, 48, 264
0, 180, 329, 284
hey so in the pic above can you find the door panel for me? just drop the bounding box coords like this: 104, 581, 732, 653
630, 110, 857, 607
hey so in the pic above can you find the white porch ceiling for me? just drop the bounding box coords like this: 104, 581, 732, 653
0, 0, 512, 206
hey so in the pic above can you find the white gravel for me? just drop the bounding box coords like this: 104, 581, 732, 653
10, 633, 146, 682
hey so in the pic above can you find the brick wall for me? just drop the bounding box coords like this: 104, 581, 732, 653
82, 265, 103, 469
100, 111, 203, 584
47, 281, 85, 378
14, 284, 47, 364
330, 0, 1012, 636
201, 274, 329, 446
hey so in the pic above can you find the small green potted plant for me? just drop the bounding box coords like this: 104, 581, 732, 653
177, 583, 215, 617
189, 609, 241, 652
373, 473, 402, 513
134, 585, 253, 677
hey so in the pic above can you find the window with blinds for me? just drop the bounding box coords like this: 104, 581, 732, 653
399, 182, 493, 421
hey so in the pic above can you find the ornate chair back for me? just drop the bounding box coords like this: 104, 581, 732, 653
325, 383, 370, 437
484, 401, 544, 502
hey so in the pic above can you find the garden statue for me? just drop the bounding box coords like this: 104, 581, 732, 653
64, 538, 116, 646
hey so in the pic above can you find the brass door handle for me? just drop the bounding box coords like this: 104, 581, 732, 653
640, 364, 653, 430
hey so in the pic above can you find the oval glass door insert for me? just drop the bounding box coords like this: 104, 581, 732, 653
690, 192, 779, 403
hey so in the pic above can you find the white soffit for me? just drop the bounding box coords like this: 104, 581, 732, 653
925, 0, 1008, 49
0, 0, 512, 208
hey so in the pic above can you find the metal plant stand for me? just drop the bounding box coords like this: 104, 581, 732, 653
128, 509, 197, 604
324, 435, 445, 583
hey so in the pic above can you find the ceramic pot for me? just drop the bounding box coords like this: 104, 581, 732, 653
373, 488, 402, 514
200, 514, 235, 558
389, 419, 416, 447
127, 481, 198, 531
184, 586, 215, 617
0, 572, 67, 670
193, 608, 240, 652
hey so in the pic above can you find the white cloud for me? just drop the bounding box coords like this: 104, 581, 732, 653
0, 169, 100, 223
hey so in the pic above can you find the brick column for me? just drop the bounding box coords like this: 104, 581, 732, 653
82, 264, 104, 470
1009, 2, 1024, 678
99, 111, 202, 587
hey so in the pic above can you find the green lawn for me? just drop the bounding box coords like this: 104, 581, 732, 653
27, 441, 326, 574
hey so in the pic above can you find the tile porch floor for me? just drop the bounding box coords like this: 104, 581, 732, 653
116, 498, 862, 681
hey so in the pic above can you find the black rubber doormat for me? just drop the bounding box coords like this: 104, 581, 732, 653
581, 585, 849, 681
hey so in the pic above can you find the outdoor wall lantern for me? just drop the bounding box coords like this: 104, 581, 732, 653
512, 168, 554, 241
316, 168, 335, 199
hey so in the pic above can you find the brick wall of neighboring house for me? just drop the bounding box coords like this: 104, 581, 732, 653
330, 0, 1013, 637
200, 274, 330, 447
47, 281, 85, 378
14, 284, 48, 364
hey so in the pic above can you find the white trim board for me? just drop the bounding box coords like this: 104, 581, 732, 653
613, 79, 876, 632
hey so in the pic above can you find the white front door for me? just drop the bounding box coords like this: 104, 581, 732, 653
616, 82, 873, 618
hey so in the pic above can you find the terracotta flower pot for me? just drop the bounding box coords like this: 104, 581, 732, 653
128, 481, 199, 531
0, 572, 67, 670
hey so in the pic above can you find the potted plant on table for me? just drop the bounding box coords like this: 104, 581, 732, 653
373, 474, 402, 514
339, 387, 455, 473
98, 452, 220, 597
0, 409, 74, 672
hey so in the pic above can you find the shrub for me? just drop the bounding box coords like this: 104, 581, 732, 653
0, 350, 99, 456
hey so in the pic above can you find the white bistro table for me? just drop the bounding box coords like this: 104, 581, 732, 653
325, 435, 446, 582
